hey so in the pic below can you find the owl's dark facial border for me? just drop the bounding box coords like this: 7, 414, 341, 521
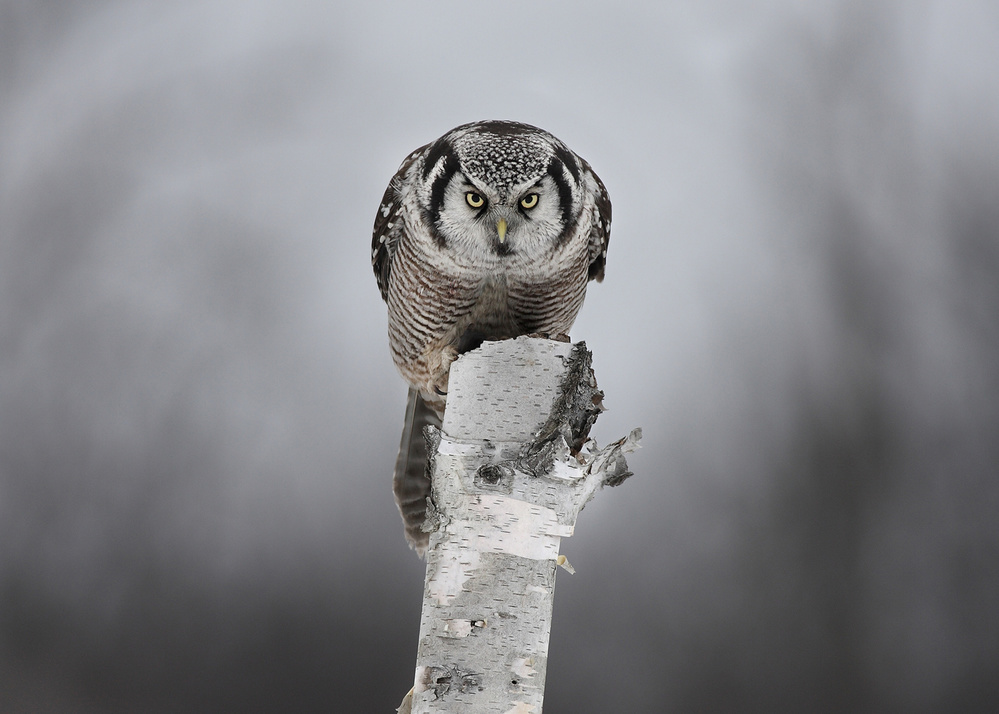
422, 141, 460, 247
421, 135, 454, 182
551, 142, 581, 184
546, 157, 580, 246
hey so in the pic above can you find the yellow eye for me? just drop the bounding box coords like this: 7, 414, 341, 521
520, 193, 539, 210
466, 192, 485, 209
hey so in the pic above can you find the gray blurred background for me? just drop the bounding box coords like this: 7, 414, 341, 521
2, 1, 997, 711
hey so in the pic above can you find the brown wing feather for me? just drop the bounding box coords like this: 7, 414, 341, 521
581, 158, 612, 282
372, 145, 428, 301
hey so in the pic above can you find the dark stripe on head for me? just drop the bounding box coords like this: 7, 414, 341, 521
547, 157, 576, 231
551, 143, 581, 184
421, 136, 453, 181
423, 147, 459, 247
427, 154, 456, 217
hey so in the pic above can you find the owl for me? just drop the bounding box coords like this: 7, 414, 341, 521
372, 120, 611, 553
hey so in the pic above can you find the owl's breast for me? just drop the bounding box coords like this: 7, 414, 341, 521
462, 274, 519, 338
386, 215, 591, 397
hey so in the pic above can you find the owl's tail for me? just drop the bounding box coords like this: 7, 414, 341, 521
393, 388, 442, 556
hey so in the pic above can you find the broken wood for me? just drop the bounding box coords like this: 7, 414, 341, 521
405, 336, 641, 713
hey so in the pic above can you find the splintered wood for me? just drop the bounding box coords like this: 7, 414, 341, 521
408, 336, 640, 713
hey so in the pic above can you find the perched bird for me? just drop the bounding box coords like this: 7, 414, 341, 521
372, 120, 611, 553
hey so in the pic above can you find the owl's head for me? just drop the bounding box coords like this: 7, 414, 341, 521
414, 121, 588, 260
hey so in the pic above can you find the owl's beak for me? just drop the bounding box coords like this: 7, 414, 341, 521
496, 218, 508, 244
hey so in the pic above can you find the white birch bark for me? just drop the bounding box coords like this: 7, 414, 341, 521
406, 336, 641, 713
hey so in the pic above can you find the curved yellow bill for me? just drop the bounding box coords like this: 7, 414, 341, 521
496, 218, 508, 244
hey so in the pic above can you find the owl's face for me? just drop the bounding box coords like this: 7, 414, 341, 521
414, 121, 585, 262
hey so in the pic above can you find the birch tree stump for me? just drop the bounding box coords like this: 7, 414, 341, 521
405, 336, 641, 713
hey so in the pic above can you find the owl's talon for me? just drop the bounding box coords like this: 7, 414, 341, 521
433, 385, 447, 396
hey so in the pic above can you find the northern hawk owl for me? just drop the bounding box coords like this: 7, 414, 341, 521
372, 120, 611, 553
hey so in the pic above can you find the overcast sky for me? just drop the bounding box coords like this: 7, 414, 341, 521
2, 1, 998, 711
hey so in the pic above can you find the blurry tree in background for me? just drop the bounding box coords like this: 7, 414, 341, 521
1, 1, 996, 712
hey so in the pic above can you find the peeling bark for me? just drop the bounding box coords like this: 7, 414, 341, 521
408, 337, 641, 713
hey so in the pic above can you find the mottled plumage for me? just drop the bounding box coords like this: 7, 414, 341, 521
372, 120, 611, 552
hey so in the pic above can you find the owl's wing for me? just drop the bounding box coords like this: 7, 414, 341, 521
372, 145, 428, 301
582, 159, 612, 283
